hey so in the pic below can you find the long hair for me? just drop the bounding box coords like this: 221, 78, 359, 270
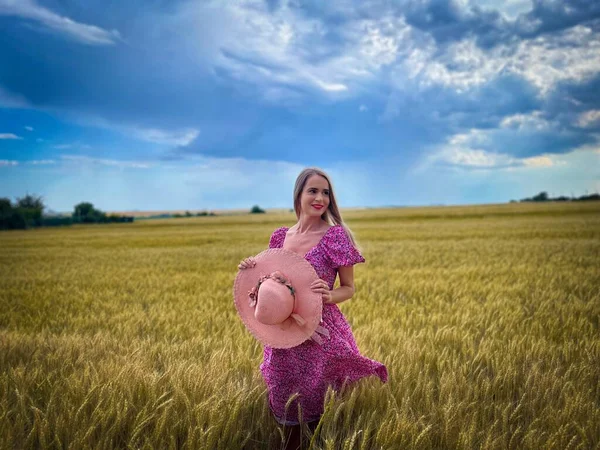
292, 167, 361, 250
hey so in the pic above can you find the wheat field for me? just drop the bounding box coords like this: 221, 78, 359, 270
1, 202, 599, 449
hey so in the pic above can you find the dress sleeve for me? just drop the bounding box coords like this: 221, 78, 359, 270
322, 225, 366, 268
268, 227, 286, 249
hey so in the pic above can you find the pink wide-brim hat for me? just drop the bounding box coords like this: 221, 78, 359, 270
233, 248, 326, 349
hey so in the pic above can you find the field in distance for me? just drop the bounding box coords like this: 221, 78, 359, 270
1, 201, 598, 449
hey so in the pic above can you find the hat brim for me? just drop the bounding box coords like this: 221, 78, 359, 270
233, 248, 323, 349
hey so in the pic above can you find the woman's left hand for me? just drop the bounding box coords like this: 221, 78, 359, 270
311, 278, 332, 304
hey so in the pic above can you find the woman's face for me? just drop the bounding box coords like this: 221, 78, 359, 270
300, 174, 330, 217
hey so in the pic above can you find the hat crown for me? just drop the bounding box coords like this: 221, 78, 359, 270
254, 278, 294, 325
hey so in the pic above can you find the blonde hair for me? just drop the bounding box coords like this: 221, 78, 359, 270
293, 167, 361, 250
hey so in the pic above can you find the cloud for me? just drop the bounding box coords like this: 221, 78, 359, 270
0, 160, 19, 166
478, 0, 533, 20
27, 160, 56, 165
435, 112, 596, 159
1, 0, 598, 179
425, 146, 560, 169
183, 2, 413, 101
0, 85, 30, 108
0, 133, 22, 139
521, 155, 553, 167
24, 126, 34, 131
500, 110, 550, 130
420, 111, 600, 170
0, 0, 121, 45
60, 155, 153, 169
391, 24, 600, 97
130, 127, 200, 147
577, 110, 600, 128
515, 0, 600, 38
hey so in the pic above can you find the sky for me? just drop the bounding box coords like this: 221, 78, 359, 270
1, 0, 599, 213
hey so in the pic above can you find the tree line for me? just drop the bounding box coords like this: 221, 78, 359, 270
0, 194, 133, 230
0, 194, 268, 231
510, 191, 600, 203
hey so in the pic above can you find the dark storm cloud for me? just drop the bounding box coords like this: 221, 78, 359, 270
386, 0, 600, 50
400, 0, 512, 49
515, 0, 600, 37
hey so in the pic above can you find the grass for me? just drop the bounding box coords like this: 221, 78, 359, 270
1, 201, 599, 449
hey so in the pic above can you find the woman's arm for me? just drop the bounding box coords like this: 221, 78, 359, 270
326, 265, 356, 305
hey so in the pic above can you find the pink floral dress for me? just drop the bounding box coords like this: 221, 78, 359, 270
260, 224, 388, 425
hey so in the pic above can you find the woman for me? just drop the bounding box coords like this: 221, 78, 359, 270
238, 167, 388, 449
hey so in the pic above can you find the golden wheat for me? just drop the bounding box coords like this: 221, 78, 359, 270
0, 201, 598, 449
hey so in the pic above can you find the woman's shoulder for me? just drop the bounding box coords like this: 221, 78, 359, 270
319, 224, 348, 250
273, 225, 290, 236
322, 223, 345, 240
321, 224, 365, 267
269, 226, 289, 248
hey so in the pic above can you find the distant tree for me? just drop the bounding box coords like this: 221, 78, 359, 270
515, 190, 599, 203
0, 198, 12, 217
15, 193, 45, 227
250, 205, 265, 214
73, 202, 94, 219
73, 202, 106, 223
0, 197, 15, 230
16, 193, 45, 211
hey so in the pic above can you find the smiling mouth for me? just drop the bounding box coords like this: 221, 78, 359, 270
312, 205, 323, 209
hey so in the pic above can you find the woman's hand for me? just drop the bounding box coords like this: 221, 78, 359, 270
311, 278, 332, 304
238, 256, 257, 270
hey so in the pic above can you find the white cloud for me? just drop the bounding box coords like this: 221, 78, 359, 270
448, 129, 489, 146
60, 155, 153, 170
130, 127, 200, 147
577, 110, 600, 128
510, 25, 600, 96
427, 147, 516, 168
427, 146, 570, 170
0, 85, 30, 108
28, 160, 56, 165
390, 24, 600, 97
521, 155, 553, 167
176, 2, 412, 101
477, 0, 533, 19
0, 160, 19, 166
420, 126, 580, 170
24, 126, 34, 131
0, 133, 22, 139
0, 0, 121, 45
500, 111, 551, 130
